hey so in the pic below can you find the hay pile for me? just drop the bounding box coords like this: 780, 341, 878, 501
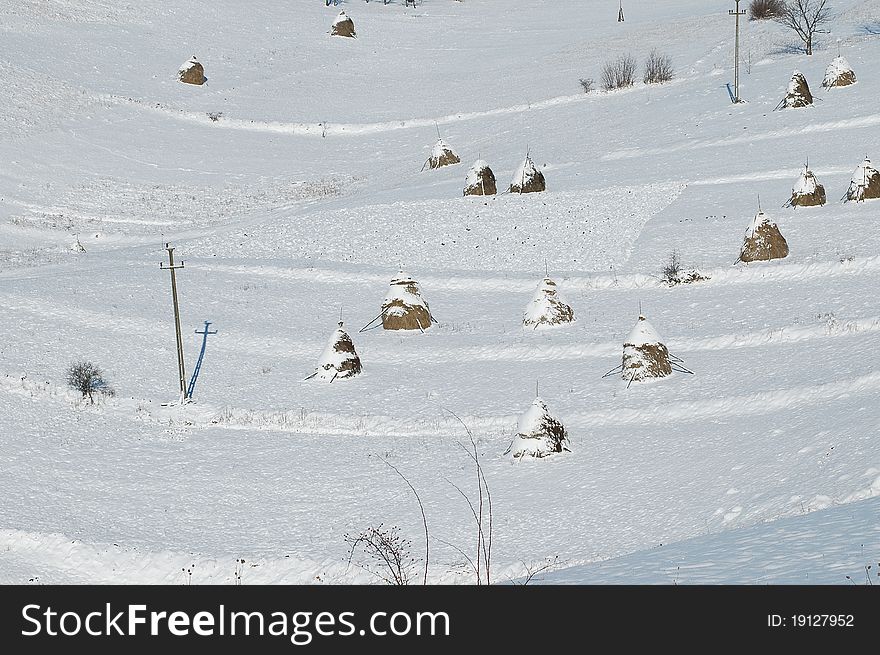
509, 154, 546, 194
621, 315, 673, 383
381, 272, 433, 331
427, 138, 460, 169
822, 56, 857, 89
845, 158, 880, 202
308, 322, 362, 382
331, 10, 356, 38
738, 210, 789, 262
788, 166, 826, 207
463, 160, 496, 196
523, 277, 575, 329
778, 71, 813, 109
178, 56, 206, 85
505, 398, 570, 459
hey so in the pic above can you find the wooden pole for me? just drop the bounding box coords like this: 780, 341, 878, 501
160, 243, 188, 402
729, 1, 746, 103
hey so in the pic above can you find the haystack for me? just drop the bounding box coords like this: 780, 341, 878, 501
787, 166, 826, 207
509, 154, 546, 194
505, 398, 570, 459
845, 158, 880, 202
306, 322, 362, 382
603, 315, 692, 385
822, 56, 857, 89
427, 138, 460, 169
463, 160, 497, 196
380, 272, 433, 332
523, 277, 575, 329
178, 56, 206, 85
738, 210, 789, 262
777, 71, 813, 109
331, 11, 356, 38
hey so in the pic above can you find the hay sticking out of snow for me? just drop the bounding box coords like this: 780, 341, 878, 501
311, 322, 362, 382
779, 71, 813, 109
509, 154, 546, 194
845, 158, 880, 202
622, 315, 673, 382
506, 398, 570, 459
463, 160, 496, 196
789, 167, 826, 207
523, 277, 575, 329
427, 138, 460, 169
738, 211, 789, 262
381, 271, 432, 331
823, 56, 856, 88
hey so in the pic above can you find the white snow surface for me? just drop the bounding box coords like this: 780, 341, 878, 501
2, 0, 880, 585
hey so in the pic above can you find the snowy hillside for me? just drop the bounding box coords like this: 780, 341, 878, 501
1, 0, 880, 584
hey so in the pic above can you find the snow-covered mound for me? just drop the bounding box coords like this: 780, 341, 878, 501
845, 157, 880, 202
738, 210, 789, 262
823, 56, 857, 89
778, 70, 813, 109
620, 315, 673, 382
308, 322, 362, 382
509, 154, 546, 194
463, 160, 496, 196
178, 56, 205, 85
331, 10, 356, 38
380, 271, 433, 331
506, 398, 569, 459
427, 138, 460, 170
788, 166, 826, 207
522, 277, 575, 329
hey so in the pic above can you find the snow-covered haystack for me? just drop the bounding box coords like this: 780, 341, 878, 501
307, 322, 362, 382
787, 166, 826, 207
777, 71, 813, 109
845, 158, 880, 202
509, 154, 546, 194
463, 160, 497, 196
822, 56, 857, 89
178, 56, 206, 85
523, 277, 575, 329
427, 138, 460, 169
331, 11, 356, 38
381, 272, 433, 331
621, 315, 674, 383
505, 398, 570, 459
738, 210, 789, 263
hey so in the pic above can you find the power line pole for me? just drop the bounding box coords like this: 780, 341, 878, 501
618, 1, 625, 22
729, 0, 746, 103
160, 243, 188, 403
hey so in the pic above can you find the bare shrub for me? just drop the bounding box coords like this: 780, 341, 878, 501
345, 524, 419, 585
643, 50, 674, 84
749, 0, 785, 20
661, 250, 709, 286
66, 361, 114, 403
579, 78, 595, 93
601, 55, 637, 90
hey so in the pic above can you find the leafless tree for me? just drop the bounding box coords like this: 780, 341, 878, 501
601, 55, 637, 90
66, 361, 114, 403
775, 0, 834, 55
345, 524, 419, 585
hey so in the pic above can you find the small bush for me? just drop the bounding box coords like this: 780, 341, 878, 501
601, 55, 637, 90
579, 78, 595, 93
345, 524, 419, 585
643, 49, 674, 84
749, 0, 785, 20
66, 361, 114, 403
661, 251, 709, 286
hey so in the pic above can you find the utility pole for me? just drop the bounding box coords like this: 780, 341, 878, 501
160, 243, 188, 403
729, 0, 746, 103
618, 1, 625, 22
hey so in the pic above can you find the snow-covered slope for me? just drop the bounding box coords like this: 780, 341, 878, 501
1, 0, 880, 584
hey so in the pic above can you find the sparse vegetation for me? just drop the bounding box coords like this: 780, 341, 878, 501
345, 523, 420, 585
661, 250, 709, 286
775, 0, 834, 55
601, 55, 637, 90
643, 49, 674, 84
579, 77, 595, 93
749, 0, 785, 20
66, 361, 114, 403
